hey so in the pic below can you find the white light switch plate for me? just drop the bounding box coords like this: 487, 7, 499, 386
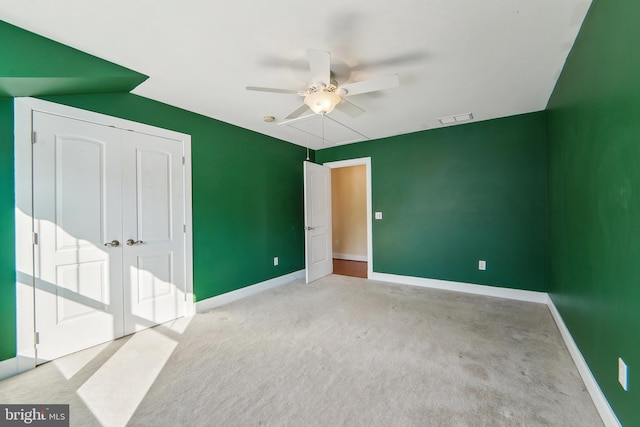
619, 357, 628, 391
375, 212, 383, 220
478, 260, 486, 270
273, 257, 278, 266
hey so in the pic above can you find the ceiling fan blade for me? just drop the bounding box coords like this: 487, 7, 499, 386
308, 49, 331, 86
339, 74, 400, 96
246, 86, 299, 94
335, 98, 365, 118
285, 104, 311, 120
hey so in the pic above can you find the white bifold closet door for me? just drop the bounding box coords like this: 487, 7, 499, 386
32, 111, 185, 363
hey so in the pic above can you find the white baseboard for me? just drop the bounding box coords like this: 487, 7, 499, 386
1, 355, 45, 381
195, 270, 305, 313
0, 357, 17, 381
333, 253, 368, 262
546, 296, 621, 427
369, 272, 548, 303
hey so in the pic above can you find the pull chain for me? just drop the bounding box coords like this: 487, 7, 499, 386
306, 132, 310, 160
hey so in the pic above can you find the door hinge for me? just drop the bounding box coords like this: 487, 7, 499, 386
182, 156, 185, 165
32, 232, 39, 245
31, 131, 37, 144
34, 332, 40, 345
183, 224, 186, 233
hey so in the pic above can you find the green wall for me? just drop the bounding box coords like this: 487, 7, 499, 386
546, 0, 640, 423
316, 112, 548, 292
0, 22, 307, 362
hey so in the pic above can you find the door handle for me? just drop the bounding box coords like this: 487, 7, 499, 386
126, 239, 144, 246
104, 240, 120, 248
305, 226, 315, 231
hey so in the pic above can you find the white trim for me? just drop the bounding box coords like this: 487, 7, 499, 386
0, 357, 17, 381
14, 98, 36, 373
182, 129, 194, 315
333, 253, 368, 262
546, 296, 621, 427
13, 97, 195, 368
369, 272, 548, 303
0, 355, 33, 381
195, 270, 305, 313
16, 98, 191, 141
324, 158, 373, 279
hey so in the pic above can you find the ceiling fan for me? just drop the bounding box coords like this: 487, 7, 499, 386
246, 49, 400, 120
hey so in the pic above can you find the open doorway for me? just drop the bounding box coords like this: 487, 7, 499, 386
325, 158, 372, 279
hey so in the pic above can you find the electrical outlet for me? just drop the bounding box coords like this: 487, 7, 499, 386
375, 211, 383, 220
619, 357, 628, 391
273, 257, 278, 266
478, 260, 486, 270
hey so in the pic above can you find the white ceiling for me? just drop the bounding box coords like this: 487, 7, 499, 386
0, 0, 591, 150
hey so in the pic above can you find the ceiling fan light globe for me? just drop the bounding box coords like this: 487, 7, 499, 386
304, 91, 341, 115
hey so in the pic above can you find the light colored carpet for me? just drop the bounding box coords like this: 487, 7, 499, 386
0, 275, 602, 426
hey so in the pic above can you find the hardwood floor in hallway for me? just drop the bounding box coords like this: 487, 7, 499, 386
333, 258, 368, 278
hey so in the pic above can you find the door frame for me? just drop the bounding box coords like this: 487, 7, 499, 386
323, 157, 373, 278
14, 97, 194, 373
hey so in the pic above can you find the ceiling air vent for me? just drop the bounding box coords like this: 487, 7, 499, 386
438, 113, 474, 125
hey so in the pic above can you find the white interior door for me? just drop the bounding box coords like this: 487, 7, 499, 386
121, 132, 185, 334
32, 111, 187, 362
33, 112, 125, 362
304, 161, 333, 283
